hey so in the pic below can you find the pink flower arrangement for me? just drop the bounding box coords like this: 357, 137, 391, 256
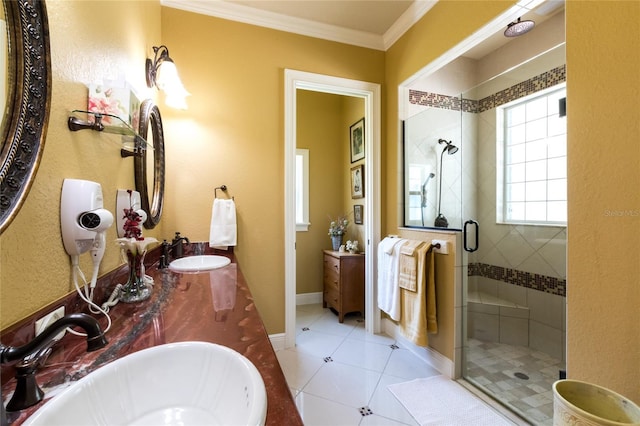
116, 191, 157, 255
122, 190, 143, 240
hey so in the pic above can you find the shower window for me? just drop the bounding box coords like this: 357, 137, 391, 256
498, 85, 567, 225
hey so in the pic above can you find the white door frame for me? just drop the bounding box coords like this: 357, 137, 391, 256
284, 69, 381, 348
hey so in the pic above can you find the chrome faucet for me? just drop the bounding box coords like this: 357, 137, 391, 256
159, 232, 190, 269
1, 313, 108, 412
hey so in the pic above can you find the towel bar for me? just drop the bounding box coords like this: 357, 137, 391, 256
431, 239, 448, 254
214, 185, 234, 200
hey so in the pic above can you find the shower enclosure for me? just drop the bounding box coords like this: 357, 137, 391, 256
403, 43, 567, 425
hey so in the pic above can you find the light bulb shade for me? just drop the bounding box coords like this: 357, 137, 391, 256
146, 45, 190, 109
155, 61, 182, 92
158, 64, 190, 110
164, 92, 189, 110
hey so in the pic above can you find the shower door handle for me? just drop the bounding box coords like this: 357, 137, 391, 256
464, 220, 479, 252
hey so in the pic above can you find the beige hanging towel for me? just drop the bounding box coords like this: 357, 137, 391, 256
398, 240, 423, 292
400, 243, 438, 346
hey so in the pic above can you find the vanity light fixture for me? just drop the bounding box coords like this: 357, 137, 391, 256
145, 45, 190, 109
504, 17, 535, 37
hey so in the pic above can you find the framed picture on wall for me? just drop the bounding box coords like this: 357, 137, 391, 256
354, 205, 363, 224
350, 117, 365, 163
351, 165, 364, 199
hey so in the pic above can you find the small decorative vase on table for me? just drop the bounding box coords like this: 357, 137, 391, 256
116, 201, 158, 303
117, 240, 157, 303
331, 235, 343, 251
328, 215, 348, 252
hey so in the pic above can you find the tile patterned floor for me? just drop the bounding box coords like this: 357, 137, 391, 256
276, 303, 520, 425
465, 338, 565, 425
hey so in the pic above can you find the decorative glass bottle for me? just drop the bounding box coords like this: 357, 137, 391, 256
116, 238, 158, 303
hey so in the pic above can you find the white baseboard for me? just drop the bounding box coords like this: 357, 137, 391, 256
382, 317, 455, 378
269, 333, 286, 351
296, 292, 322, 305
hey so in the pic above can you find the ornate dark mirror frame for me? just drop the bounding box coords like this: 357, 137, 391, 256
135, 99, 165, 229
0, 0, 51, 234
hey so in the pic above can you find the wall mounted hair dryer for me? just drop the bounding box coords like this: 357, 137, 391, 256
61, 179, 114, 289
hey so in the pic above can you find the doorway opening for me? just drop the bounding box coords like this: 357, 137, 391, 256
284, 70, 381, 348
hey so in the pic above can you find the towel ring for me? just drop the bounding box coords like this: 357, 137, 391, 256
214, 185, 234, 200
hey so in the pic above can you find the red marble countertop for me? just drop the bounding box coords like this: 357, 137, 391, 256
1, 248, 302, 425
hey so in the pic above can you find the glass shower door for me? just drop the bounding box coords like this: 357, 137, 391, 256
460, 45, 568, 424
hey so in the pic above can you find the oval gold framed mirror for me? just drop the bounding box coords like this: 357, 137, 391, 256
0, 0, 51, 234
135, 99, 165, 229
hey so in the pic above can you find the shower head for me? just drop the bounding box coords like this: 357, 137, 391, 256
438, 138, 459, 155
504, 17, 535, 37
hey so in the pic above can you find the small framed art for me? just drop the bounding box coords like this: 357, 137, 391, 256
351, 165, 364, 199
354, 204, 363, 224
350, 117, 365, 163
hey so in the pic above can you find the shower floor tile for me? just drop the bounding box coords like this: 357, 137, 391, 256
465, 338, 565, 425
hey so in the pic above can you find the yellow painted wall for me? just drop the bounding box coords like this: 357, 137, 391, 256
342, 97, 366, 249
0, 0, 162, 329
159, 8, 384, 333
296, 90, 345, 295
295, 92, 365, 297
565, 0, 640, 401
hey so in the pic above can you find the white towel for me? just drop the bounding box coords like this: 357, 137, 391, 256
377, 237, 405, 321
209, 199, 237, 248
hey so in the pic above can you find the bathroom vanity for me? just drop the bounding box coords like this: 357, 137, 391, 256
0, 246, 302, 425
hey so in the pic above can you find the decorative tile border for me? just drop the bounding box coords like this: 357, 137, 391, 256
411, 65, 568, 299
468, 262, 566, 297
409, 65, 566, 113
408, 91, 465, 111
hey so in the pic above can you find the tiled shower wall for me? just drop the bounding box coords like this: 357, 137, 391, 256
409, 66, 567, 360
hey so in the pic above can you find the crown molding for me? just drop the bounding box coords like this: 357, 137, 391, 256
161, 0, 436, 51
383, 1, 437, 50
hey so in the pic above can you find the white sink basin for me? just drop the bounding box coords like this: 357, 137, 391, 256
169, 255, 231, 272
25, 342, 267, 426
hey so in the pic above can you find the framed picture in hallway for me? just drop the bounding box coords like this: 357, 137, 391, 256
351, 165, 364, 199
350, 117, 365, 163
354, 205, 363, 224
